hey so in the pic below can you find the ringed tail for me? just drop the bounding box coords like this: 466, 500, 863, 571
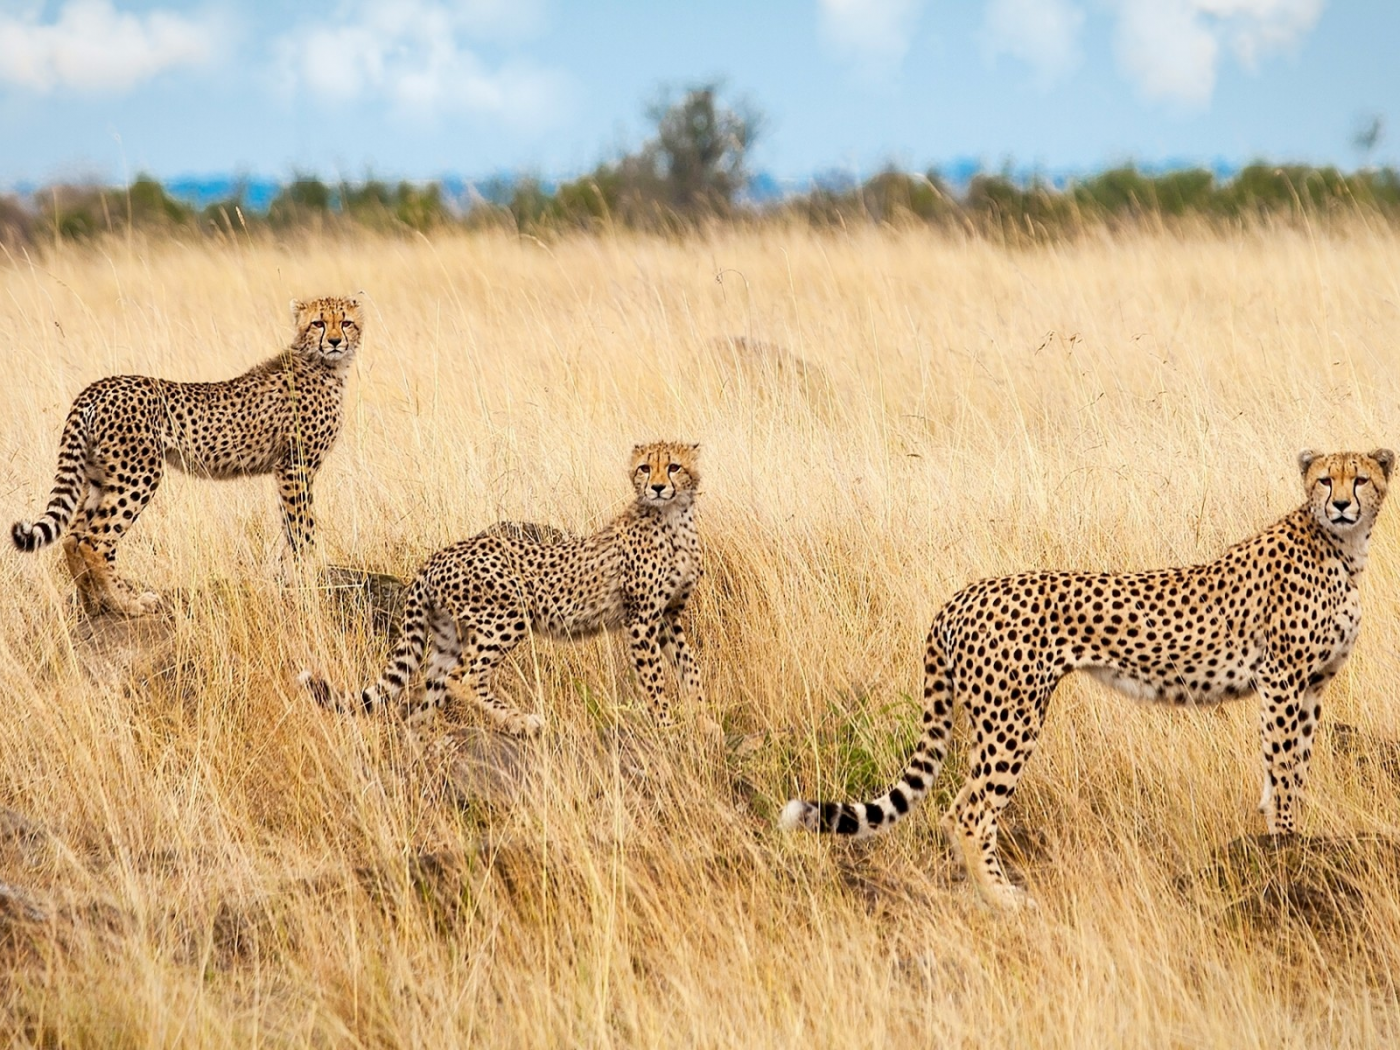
780, 624, 956, 838
12, 405, 89, 552
300, 576, 432, 715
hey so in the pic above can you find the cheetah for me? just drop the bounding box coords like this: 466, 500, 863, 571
11, 296, 361, 617
781, 449, 1394, 910
301, 441, 704, 736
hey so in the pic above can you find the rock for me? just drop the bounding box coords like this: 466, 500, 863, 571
479, 521, 571, 545
713, 336, 842, 420
1328, 721, 1400, 783
64, 603, 181, 688
0, 881, 48, 925
0, 806, 55, 868
417, 727, 535, 807
320, 565, 409, 639
1190, 833, 1400, 934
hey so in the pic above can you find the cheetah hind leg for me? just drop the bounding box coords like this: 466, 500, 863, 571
938, 784, 1033, 912
941, 723, 1044, 911
455, 620, 542, 738
403, 608, 465, 730
63, 534, 159, 618
63, 463, 163, 618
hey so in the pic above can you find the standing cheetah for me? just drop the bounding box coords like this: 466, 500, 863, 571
782, 449, 1394, 910
11, 296, 361, 617
301, 441, 704, 736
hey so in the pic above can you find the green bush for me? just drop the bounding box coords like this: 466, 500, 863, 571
3, 156, 1400, 252
268, 176, 335, 227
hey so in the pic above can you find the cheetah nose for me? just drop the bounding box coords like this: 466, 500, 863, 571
650, 483, 667, 495
327, 336, 342, 347
1332, 499, 1351, 512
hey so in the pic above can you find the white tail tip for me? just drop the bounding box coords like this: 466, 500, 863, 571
778, 800, 810, 832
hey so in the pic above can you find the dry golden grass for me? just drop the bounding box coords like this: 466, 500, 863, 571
2, 222, 1400, 1046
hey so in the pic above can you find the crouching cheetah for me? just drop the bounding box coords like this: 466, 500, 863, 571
11, 297, 361, 616
782, 449, 1394, 910
301, 441, 704, 736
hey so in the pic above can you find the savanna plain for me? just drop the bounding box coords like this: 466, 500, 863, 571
2, 222, 1400, 1048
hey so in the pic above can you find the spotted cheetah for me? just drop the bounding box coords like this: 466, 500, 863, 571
11, 296, 361, 617
782, 449, 1394, 910
301, 441, 704, 736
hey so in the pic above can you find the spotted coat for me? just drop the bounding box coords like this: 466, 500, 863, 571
782, 449, 1395, 910
302, 441, 704, 736
11, 296, 361, 616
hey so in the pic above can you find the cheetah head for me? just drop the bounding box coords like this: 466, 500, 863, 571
291, 295, 362, 364
631, 441, 700, 509
1299, 448, 1394, 531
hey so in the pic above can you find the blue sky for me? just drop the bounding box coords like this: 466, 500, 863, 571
0, 0, 1396, 188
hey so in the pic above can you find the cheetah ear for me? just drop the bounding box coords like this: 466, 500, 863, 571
631, 444, 647, 460
290, 299, 307, 321
688, 442, 700, 453
1297, 449, 1320, 476
1370, 448, 1395, 481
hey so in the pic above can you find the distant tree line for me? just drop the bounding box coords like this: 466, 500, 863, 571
2, 85, 1398, 251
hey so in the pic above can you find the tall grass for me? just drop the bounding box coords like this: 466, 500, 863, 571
1, 223, 1399, 1046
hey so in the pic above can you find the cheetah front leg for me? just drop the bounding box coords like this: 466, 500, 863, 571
657, 609, 704, 705
657, 609, 721, 741
275, 456, 319, 563
1255, 661, 1309, 834
627, 603, 674, 726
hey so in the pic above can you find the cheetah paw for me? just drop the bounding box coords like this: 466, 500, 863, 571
979, 883, 1037, 913
502, 712, 544, 738
103, 589, 161, 618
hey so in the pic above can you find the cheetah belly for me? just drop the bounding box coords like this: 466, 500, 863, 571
532, 580, 627, 638
1083, 664, 1255, 705
160, 400, 282, 479
668, 551, 701, 602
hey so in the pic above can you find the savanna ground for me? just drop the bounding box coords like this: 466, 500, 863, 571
2, 222, 1400, 1047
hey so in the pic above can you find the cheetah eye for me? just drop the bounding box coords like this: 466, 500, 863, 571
667, 463, 679, 474
342, 319, 356, 328
311, 319, 325, 328
1318, 476, 1332, 487
1356, 476, 1370, 487
637, 464, 651, 474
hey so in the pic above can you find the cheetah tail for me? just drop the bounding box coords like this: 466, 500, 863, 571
12, 405, 88, 553
780, 624, 956, 839
297, 670, 354, 713
298, 577, 433, 717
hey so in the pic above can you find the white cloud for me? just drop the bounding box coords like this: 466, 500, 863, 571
274, 0, 561, 123
0, 0, 216, 92
818, 0, 924, 76
1111, 0, 1325, 106
981, 0, 1084, 85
